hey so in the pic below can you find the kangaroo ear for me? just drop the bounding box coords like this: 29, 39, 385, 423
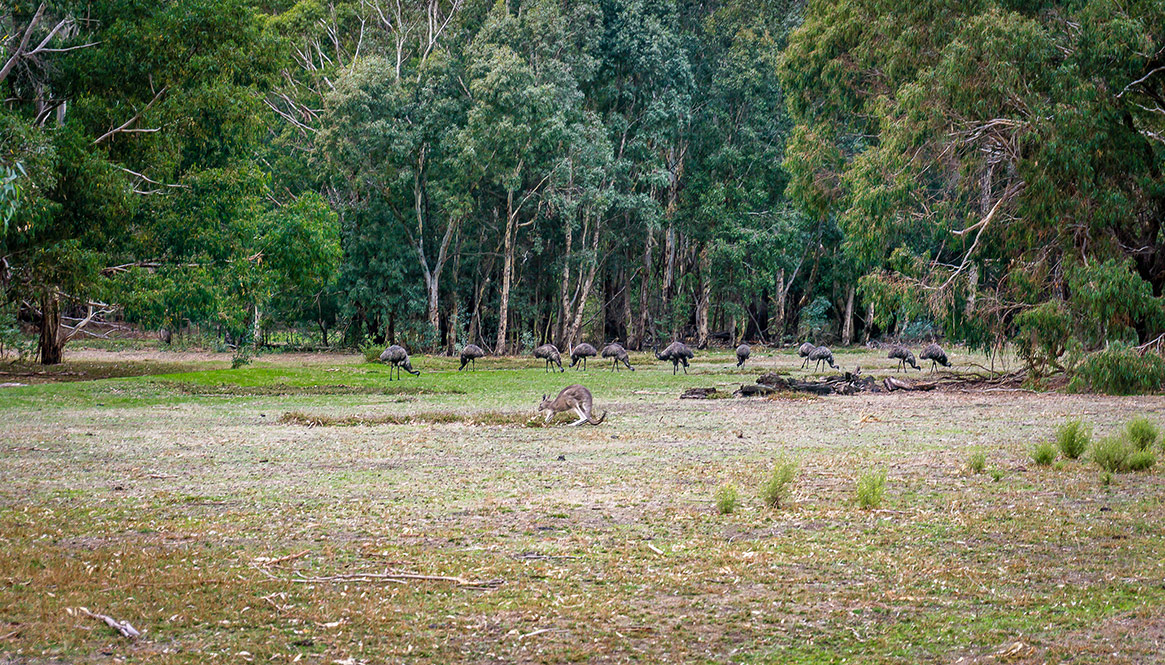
542, 393, 547, 401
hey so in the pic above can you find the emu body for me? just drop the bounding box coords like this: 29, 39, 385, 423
539, 385, 607, 426
533, 344, 565, 372
919, 343, 951, 371
601, 342, 635, 371
656, 341, 694, 374
458, 344, 485, 371
569, 343, 598, 370
736, 344, 751, 368
808, 345, 839, 373
887, 345, 920, 372
379, 345, 419, 380
798, 342, 816, 369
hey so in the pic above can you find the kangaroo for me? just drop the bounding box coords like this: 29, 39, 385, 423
538, 385, 607, 426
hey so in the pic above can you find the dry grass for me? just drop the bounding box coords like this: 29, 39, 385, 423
1, 347, 1164, 663
278, 409, 540, 427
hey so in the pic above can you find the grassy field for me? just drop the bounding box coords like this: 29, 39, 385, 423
2, 345, 1164, 664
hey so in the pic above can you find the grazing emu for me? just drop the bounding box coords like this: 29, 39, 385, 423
887, 344, 921, 372
379, 345, 420, 380
919, 343, 951, 372
538, 385, 607, 426
458, 344, 485, 371
655, 341, 694, 375
601, 342, 635, 371
736, 344, 751, 368
809, 345, 839, 373
569, 343, 598, 371
533, 343, 565, 372
798, 342, 817, 369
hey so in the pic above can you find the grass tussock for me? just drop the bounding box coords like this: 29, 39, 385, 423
1127, 448, 1157, 471
1032, 441, 1057, 466
760, 460, 798, 509
171, 382, 462, 396
714, 483, 739, 514
279, 410, 539, 427
1125, 416, 1160, 451
1092, 437, 1132, 473
1055, 419, 1090, 459
968, 450, 986, 474
855, 469, 887, 509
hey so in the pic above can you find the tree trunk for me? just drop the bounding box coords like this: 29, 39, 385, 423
495, 193, 517, 355
557, 218, 573, 347
863, 302, 874, 344
695, 246, 711, 348
566, 217, 602, 347
634, 228, 654, 349
38, 290, 63, 365
770, 269, 786, 342
841, 285, 855, 346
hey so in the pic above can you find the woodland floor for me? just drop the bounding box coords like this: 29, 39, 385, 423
1, 346, 1163, 664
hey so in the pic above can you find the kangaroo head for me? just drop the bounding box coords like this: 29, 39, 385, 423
538, 393, 554, 412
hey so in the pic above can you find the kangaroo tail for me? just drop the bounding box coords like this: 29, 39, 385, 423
588, 410, 607, 425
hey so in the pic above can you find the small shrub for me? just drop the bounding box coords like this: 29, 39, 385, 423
1032, 441, 1057, 466
361, 341, 383, 363
1013, 301, 1071, 376
1127, 449, 1157, 471
231, 345, 254, 369
855, 469, 886, 509
968, 450, 986, 474
1055, 420, 1090, 459
1068, 344, 1165, 395
714, 483, 739, 515
1125, 417, 1160, 451
1092, 437, 1132, 473
1100, 470, 1114, 486
990, 468, 1005, 482
760, 460, 798, 509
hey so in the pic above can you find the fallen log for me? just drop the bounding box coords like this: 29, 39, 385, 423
680, 387, 718, 399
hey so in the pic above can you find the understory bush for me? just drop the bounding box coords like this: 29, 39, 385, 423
1068, 344, 1165, 395
760, 460, 798, 509
1055, 420, 1090, 459
1014, 301, 1071, 376
855, 469, 886, 509
1127, 449, 1157, 472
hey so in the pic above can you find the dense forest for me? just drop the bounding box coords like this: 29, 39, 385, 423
2, 0, 1163, 369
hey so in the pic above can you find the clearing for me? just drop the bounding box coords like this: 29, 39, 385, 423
1, 346, 1163, 664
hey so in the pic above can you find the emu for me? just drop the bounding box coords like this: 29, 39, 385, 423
458, 344, 485, 371
887, 344, 921, 372
379, 345, 419, 381
809, 345, 839, 373
656, 341, 694, 375
538, 385, 607, 426
919, 343, 951, 372
736, 343, 751, 368
600, 342, 635, 371
533, 343, 565, 372
798, 341, 816, 369
569, 343, 598, 371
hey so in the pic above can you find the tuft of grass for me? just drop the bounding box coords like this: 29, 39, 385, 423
990, 468, 1005, 482
1055, 419, 1090, 459
279, 410, 540, 427
1032, 441, 1057, 466
760, 460, 798, 509
855, 469, 886, 509
968, 450, 986, 474
1125, 416, 1160, 451
1127, 448, 1157, 471
1092, 437, 1132, 473
714, 483, 739, 515
1100, 470, 1114, 486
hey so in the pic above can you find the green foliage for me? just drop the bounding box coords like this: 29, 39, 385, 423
1055, 420, 1091, 460
1068, 345, 1165, 396
1125, 417, 1160, 451
1127, 449, 1156, 472
760, 460, 798, 509
1031, 441, 1056, 467
990, 468, 1005, 482
714, 483, 739, 515
1092, 437, 1132, 474
1066, 260, 1163, 348
968, 450, 986, 474
855, 469, 886, 510
1014, 301, 1071, 375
